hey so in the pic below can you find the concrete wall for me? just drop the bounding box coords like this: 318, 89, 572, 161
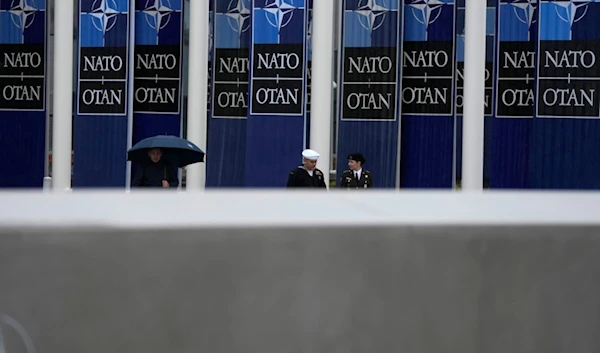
2, 223, 600, 353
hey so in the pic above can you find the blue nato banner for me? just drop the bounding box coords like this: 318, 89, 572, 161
491, 0, 537, 188
74, 0, 131, 187
336, 0, 402, 188
532, 1, 600, 189
400, 0, 456, 188
454, 0, 496, 185
207, 0, 250, 187
0, 0, 47, 187
245, 0, 308, 187
132, 0, 184, 153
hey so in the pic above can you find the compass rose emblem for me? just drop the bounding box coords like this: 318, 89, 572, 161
355, 0, 389, 32
263, 0, 296, 32
142, 0, 175, 33
226, 0, 251, 34
87, 0, 124, 35
9, 0, 38, 31
408, 0, 444, 30
510, 0, 537, 28
553, 0, 589, 28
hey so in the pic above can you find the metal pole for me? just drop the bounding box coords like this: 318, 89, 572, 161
310, 0, 335, 186
43, 177, 52, 192
51, 0, 74, 191
184, 0, 209, 190
461, 0, 486, 191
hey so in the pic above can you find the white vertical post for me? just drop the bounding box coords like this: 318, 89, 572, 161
311, 0, 335, 186
125, 0, 136, 190
43, 176, 52, 192
185, 0, 209, 190
52, 0, 74, 191
461, 0, 486, 191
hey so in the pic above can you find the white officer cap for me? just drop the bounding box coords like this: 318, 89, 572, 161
302, 149, 320, 161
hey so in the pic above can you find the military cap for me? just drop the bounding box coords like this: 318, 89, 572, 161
348, 152, 366, 164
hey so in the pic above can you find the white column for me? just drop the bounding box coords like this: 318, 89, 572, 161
185, 0, 209, 190
51, 0, 74, 191
461, 0, 487, 191
42, 176, 52, 192
310, 0, 335, 186
125, 0, 136, 189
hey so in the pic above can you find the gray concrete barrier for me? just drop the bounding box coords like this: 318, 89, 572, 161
1, 191, 600, 353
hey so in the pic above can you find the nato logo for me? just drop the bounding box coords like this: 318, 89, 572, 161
341, 0, 400, 120
250, 0, 307, 115
0, 0, 46, 44
78, 0, 129, 115
496, 0, 538, 118
536, 0, 600, 118
344, 0, 399, 48
135, 0, 182, 45
401, 0, 454, 116
498, 0, 537, 41
0, 0, 46, 111
253, 0, 305, 44
212, 0, 251, 118
215, 0, 251, 49
404, 0, 454, 41
133, 0, 183, 114
79, 0, 129, 48
539, 0, 598, 40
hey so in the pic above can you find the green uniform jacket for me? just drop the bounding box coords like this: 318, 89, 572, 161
338, 169, 372, 189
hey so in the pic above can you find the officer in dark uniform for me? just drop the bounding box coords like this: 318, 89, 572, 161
286, 149, 327, 189
339, 152, 372, 189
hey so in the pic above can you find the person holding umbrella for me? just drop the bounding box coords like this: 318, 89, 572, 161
131, 148, 178, 188
127, 135, 205, 189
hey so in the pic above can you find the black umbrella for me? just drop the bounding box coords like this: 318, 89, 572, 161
127, 135, 205, 168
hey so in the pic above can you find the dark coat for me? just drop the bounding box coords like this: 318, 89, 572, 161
286, 167, 327, 188
131, 160, 179, 188
338, 169, 372, 189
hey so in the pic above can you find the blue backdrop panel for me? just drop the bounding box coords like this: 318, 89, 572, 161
491, 0, 537, 188
74, 0, 131, 187
207, 0, 250, 187
132, 0, 184, 160
532, 1, 600, 189
0, 0, 47, 187
400, 0, 456, 188
336, 0, 402, 188
245, 0, 308, 187
454, 0, 496, 185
